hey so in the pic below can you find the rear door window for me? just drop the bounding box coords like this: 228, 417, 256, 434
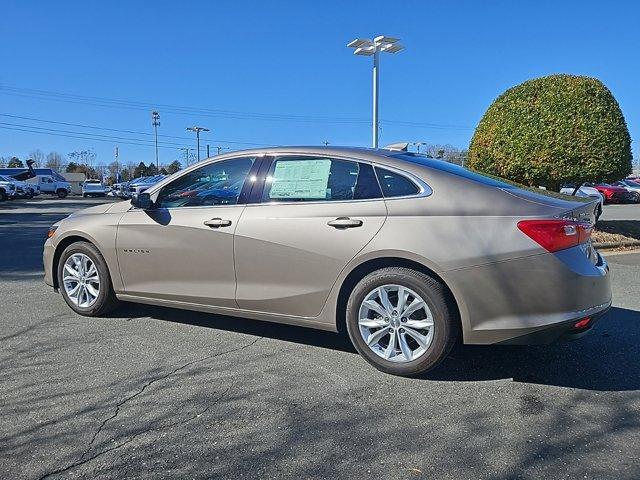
263, 156, 382, 202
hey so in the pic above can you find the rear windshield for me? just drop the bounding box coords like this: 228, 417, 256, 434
391, 153, 592, 202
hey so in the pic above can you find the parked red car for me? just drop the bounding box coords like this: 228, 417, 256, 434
592, 183, 631, 204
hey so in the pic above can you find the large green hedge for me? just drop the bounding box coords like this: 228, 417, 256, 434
468, 74, 632, 190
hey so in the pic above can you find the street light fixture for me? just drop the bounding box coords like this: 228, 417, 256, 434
412, 141, 428, 153
347, 35, 404, 148
186, 126, 210, 161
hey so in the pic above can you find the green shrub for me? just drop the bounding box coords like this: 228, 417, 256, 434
468, 74, 632, 190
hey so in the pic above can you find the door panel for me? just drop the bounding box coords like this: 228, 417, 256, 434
234, 201, 387, 317
117, 206, 243, 307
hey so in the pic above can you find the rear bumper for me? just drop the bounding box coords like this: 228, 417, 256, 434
497, 303, 610, 344
446, 245, 611, 345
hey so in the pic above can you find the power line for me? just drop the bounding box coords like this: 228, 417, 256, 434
0, 86, 369, 124
0, 113, 272, 146
0, 121, 196, 147
0, 125, 188, 150
0, 85, 474, 130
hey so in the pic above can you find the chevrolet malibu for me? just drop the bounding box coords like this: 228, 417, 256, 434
43, 147, 611, 376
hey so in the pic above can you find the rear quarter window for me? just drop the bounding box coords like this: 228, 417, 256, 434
375, 167, 420, 198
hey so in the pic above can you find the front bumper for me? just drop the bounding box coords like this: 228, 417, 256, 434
43, 238, 55, 288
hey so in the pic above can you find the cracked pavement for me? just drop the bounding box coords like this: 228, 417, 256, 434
1, 198, 640, 479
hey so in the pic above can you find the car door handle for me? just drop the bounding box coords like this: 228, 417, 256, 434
327, 217, 363, 229
204, 218, 232, 228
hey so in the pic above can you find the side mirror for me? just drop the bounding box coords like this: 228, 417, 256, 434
132, 192, 154, 210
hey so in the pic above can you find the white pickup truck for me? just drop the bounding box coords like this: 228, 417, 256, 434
82, 179, 108, 197
29, 175, 72, 198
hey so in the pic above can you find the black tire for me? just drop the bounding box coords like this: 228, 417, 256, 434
346, 267, 459, 377
0, 189, 7, 202
82, 193, 88, 198
57, 241, 120, 316
57, 189, 68, 199
26, 190, 33, 199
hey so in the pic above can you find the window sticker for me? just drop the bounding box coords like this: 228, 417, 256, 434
269, 159, 331, 199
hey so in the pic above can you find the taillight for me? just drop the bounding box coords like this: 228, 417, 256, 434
517, 219, 592, 253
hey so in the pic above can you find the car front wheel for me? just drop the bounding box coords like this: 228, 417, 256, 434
346, 267, 459, 377
57, 189, 68, 199
57, 241, 120, 316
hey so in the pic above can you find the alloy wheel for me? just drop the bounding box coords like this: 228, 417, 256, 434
62, 253, 100, 308
358, 284, 434, 363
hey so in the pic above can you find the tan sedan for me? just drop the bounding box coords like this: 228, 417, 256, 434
44, 147, 611, 376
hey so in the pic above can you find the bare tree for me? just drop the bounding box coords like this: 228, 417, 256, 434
29, 149, 45, 167
68, 149, 97, 170
424, 144, 468, 166
45, 151, 65, 170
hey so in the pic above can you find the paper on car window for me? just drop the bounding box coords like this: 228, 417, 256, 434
269, 159, 331, 199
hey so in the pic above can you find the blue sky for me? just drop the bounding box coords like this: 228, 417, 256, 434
1, 0, 638, 167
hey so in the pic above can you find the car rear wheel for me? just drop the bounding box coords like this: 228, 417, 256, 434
346, 267, 459, 377
57, 241, 120, 316
57, 189, 68, 199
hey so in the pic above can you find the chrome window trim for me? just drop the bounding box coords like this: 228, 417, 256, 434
137, 150, 433, 210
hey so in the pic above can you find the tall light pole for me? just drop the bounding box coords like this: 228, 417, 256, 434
151, 111, 160, 167
187, 126, 210, 161
347, 36, 404, 148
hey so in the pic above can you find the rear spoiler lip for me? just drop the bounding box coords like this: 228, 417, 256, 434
562, 197, 600, 225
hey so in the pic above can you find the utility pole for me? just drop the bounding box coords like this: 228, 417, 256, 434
323, 141, 330, 146
114, 146, 119, 183
152, 111, 160, 168
206, 144, 210, 158
216, 146, 230, 155
187, 126, 210, 162
181, 148, 191, 167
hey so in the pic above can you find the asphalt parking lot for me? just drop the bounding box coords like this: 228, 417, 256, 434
1, 197, 639, 479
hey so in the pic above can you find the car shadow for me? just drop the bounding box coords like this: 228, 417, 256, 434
113, 303, 357, 353
114, 303, 640, 392
597, 220, 640, 241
